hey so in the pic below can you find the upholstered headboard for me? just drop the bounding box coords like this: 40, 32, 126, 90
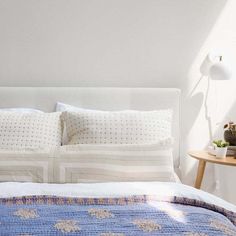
0, 87, 181, 168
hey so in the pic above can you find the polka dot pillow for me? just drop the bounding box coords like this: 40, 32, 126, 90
62, 109, 172, 145
0, 112, 62, 149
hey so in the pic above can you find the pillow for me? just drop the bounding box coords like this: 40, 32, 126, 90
61, 109, 172, 145
0, 149, 54, 183
56, 102, 84, 145
56, 102, 97, 112
55, 138, 177, 183
0, 112, 62, 149
0, 108, 43, 113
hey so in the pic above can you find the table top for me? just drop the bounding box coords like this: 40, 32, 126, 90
188, 151, 236, 166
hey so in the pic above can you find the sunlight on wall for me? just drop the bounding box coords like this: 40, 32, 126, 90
180, 0, 236, 204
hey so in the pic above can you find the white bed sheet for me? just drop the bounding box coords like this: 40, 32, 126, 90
0, 182, 235, 212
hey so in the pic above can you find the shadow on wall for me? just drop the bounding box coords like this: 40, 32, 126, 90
180, 0, 230, 188
180, 76, 205, 187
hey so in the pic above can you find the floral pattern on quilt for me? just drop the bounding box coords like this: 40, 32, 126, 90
0, 195, 235, 235
88, 208, 114, 219
13, 208, 38, 219
54, 220, 80, 233
133, 219, 161, 232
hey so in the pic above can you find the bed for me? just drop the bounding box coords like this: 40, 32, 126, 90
0, 87, 235, 235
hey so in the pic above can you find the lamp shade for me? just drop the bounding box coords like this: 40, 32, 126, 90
209, 61, 232, 80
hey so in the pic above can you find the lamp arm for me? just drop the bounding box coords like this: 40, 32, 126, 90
204, 76, 213, 142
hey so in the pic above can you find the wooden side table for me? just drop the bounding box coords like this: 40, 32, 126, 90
188, 151, 236, 189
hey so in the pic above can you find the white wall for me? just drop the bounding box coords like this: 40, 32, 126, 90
1, 0, 236, 203
0, 0, 227, 87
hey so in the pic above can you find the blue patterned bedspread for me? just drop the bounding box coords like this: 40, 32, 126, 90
0, 195, 235, 236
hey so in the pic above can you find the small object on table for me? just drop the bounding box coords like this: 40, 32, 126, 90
228, 146, 236, 159
212, 140, 229, 159
208, 145, 236, 157
224, 121, 236, 145
188, 151, 236, 189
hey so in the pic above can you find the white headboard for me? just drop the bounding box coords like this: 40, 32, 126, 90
0, 87, 181, 168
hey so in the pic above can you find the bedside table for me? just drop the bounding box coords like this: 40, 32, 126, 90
188, 151, 236, 189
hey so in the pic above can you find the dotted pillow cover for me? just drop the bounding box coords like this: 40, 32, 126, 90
62, 109, 172, 145
0, 112, 62, 150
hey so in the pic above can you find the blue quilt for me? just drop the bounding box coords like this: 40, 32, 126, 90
0, 195, 235, 235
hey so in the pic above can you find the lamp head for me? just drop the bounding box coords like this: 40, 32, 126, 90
200, 53, 232, 80
209, 61, 232, 80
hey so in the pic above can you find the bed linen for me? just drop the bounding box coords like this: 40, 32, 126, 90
55, 140, 177, 183
61, 109, 172, 145
0, 182, 235, 235
0, 112, 62, 149
0, 149, 55, 183
0, 140, 178, 184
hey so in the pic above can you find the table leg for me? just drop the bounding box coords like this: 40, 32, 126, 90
194, 160, 206, 189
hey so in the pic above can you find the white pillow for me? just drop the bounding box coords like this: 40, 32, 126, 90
56, 102, 86, 144
0, 108, 43, 113
55, 138, 177, 183
56, 102, 94, 112
62, 109, 172, 145
0, 149, 54, 183
0, 112, 62, 149
56, 102, 77, 112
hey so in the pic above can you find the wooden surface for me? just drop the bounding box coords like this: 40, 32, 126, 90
188, 150, 236, 189
194, 160, 206, 189
188, 151, 236, 166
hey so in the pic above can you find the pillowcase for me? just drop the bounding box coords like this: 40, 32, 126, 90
56, 102, 98, 112
61, 109, 172, 145
0, 112, 62, 150
0, 149, 54, 183
56, 102, 86, 112
56, 102, 84, 144
55, 138, 177, 183
56, 104, 95, 145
